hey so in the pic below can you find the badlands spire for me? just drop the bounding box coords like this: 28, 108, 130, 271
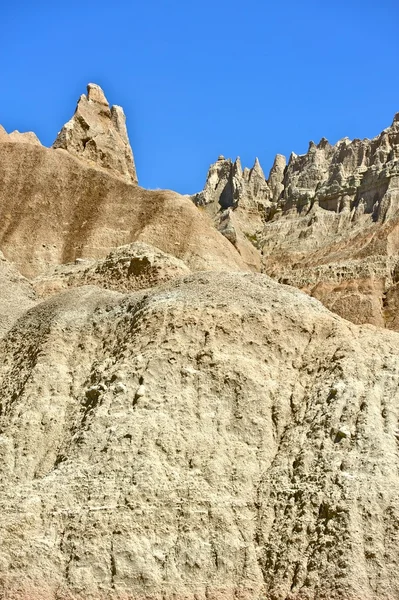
53, 83, 138, 183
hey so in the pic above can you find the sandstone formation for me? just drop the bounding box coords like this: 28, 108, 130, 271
53, 83, 138, 184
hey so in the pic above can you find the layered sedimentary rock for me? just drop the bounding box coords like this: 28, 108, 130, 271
2, 272, 399, 600
53, 83, 138, 184
195, 112, 399, 328
260, 112, 399, 327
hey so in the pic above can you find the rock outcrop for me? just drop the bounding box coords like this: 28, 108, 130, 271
53, 83, 138, 184
33, 242, 190, 298
193, 155, 272, 214
194, 112, 399, 329
1, 272, 399, 600
3, 83, 399, 600
258, 112, 399, 328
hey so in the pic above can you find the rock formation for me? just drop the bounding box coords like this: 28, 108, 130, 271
0, 86, 250, 278
3, 83, 399, 599
194, 112, 399, 329
2, 272, 399, 600
193, 155, 272, 214
53, 83, 138, 184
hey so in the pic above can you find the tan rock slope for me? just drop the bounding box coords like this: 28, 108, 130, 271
2, 272, 399, 600
0, 251, 36, 336
0, 84, 249, 278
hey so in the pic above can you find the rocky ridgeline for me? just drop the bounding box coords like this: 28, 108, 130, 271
276, 111, 399, 221
195, 112, 399, 221
194, 112, 399, 328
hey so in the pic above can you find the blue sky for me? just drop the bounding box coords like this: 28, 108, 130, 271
1, 1, 398, 194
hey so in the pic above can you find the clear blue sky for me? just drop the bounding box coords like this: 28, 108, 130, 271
1, 1, 398, 194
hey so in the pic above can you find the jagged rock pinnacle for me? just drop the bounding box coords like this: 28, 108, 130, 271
53, 83, 138, 184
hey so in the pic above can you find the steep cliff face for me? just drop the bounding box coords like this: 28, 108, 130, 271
2, 272, 399, 600
274, 112, 399, 220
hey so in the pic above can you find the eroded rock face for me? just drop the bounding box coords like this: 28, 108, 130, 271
274, 113, 399, 220
193, 155, 272, 214
1, 272, 399, 600
53, 83, 138, 184
194, 113, 399, 328
258, 113, 399, 328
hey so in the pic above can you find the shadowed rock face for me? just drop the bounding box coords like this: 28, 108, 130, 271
53, 83, 138, 184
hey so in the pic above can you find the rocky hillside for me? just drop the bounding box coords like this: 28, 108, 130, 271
1, 84, 399, 600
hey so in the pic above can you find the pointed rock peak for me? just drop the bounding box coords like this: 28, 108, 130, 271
87, 83, 109, 106
392, 112, 399, 125
317, 137, 330, 149
217, 155, 226, 161
271, 154, 287, 170
53, 83, 137, 184
233, 157, 243, 176
251, 157, 265, 177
